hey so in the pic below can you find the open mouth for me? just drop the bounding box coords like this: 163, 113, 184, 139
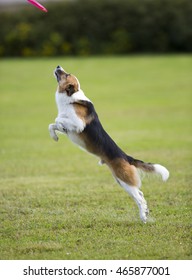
54, 71, 60, 82
54, 65, 70, 82
54, 65, 63, 82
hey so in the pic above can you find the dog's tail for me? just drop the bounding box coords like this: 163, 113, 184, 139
130, 158, 169, 181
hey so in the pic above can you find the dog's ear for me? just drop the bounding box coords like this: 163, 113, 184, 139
65, 84, 76, 96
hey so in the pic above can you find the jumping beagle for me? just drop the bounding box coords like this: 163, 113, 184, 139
49, 66, 169, 223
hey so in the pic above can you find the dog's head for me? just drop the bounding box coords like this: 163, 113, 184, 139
54, 66, 80, 96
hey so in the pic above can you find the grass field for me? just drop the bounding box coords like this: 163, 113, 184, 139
0, 55, 191, 260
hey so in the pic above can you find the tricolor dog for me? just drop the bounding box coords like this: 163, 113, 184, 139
49, 66, 169, 223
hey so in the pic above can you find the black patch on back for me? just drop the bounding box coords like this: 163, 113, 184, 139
77, 101, 133, 161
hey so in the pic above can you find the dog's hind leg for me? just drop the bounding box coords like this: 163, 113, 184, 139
108, 159, 149, 222
116, 177, 149, 223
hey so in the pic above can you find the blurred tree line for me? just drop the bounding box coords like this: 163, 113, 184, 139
0, 0, 191, 57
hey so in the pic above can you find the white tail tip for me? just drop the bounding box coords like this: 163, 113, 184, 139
153, 164, 169, 181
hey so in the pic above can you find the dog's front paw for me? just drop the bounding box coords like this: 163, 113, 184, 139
57, 123, 68, 134
49, 124, 59, 141
52, 132, 59, 142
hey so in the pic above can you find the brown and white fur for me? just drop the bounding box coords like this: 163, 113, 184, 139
49, 66, 169, 223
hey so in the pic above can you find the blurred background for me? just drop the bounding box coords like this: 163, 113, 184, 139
0, 0, 191, 57
0, 1, 191, 261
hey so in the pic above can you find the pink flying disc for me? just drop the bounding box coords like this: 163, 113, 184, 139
27, 0, 48, 13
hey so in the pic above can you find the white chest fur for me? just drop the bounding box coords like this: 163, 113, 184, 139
55, 91, 85, 133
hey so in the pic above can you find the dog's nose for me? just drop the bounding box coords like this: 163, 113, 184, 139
56, 65, 60, 69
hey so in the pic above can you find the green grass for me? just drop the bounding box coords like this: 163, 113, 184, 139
0, 55, 191, 260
